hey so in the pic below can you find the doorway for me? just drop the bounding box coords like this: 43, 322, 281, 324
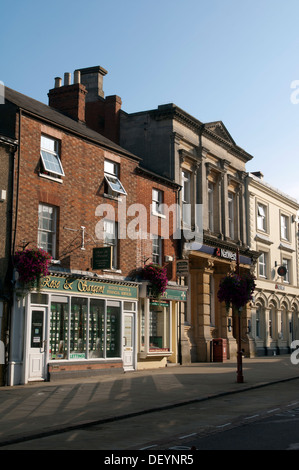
28, 308, 47, 381
123, 313, 135, 371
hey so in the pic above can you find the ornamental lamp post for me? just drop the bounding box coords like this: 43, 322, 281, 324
236, 249, 244, 384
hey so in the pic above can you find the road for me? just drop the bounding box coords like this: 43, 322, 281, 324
1, 378, 299, 451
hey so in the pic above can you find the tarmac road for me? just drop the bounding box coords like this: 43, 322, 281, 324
0, 357, 299, 450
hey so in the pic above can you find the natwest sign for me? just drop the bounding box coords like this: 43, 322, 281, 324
215, 247, 237, 261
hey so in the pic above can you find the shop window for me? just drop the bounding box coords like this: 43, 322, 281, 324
50, 298, 69, 360
89, 299, 105, 358
106, 301, 121, 358
48, 296, 122, 361
70, 297, 88, 359
149, 301, 170, 352
38, 203, 57, 258
40, 135, 64, 178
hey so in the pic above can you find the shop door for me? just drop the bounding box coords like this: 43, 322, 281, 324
28, 308, 47, 381
123, 313, 135, 371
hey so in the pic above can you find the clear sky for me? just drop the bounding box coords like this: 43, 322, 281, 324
1, 0, 299, 202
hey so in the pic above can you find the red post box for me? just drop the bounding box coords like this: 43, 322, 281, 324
212, 338, 227, 362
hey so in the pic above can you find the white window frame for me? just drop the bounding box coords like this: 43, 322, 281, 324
280, 214, 289, 241
38, 203, 57, 258
208, 182, 214, 231
182, 170, 191, 226
228, 192, 234, 238
40, 135, 64, 177
152, 234, 162, 265
152, 189, 163, 215
282, 258, 290, 283
258, 252, 267, 278
257, 203, 267, 232
104, 159, 127, 196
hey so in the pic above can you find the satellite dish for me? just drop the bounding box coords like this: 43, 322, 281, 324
277, 265, 287, 276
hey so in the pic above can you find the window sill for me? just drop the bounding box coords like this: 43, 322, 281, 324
151, 211, 166, 219
103, 192, 124, 202
139, 350, 172, 358
39, 172, 63, 183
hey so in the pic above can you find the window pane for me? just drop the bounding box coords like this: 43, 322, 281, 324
89, 299, 105, 358
104, 160, 118, 176
50, 301, 69, 360
70, 297, 87, 359
149, 302, 170, 351
106, 303, 121, 357
40, 135, 64, 177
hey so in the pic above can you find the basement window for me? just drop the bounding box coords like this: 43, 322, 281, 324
40, 135, 64, 178
104, 159, 127, 196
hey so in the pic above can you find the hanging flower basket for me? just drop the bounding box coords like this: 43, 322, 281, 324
141, 263, 168, 298
217, 271, 256, 312
14, 247, 52, 291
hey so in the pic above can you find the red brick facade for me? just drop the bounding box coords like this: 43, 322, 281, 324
12, 114, 179, 279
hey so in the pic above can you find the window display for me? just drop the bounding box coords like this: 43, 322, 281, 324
89, 299, 105, 358
49, 301, 68, 360
149, 301, 170, 351
106, 302, 121, 358
70, 297, 87, 359
48, 295, 122, 361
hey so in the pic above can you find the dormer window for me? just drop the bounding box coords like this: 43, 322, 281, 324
104, 159, 126, 196
40, 135, 64, 178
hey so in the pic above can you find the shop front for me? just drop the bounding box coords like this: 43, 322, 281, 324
188, 242, 256, 362
138, 282, 188, 369
8, 271, 139, 385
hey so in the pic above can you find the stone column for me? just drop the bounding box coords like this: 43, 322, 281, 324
191, 260, 214, 362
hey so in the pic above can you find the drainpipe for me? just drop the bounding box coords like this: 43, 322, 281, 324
5, 108, 21, 385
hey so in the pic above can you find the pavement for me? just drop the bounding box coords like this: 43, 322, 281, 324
0, 356, 299, 448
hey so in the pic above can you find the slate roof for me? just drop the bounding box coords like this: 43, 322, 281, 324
4, 86, 140, 161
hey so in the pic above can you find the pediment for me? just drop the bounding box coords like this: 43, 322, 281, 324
204, 121, 236, 146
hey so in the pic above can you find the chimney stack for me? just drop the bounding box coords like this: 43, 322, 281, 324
48, 66, 122, 143
48, 71, 87, 123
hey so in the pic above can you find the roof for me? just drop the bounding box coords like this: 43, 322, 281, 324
4, 86, 140, 161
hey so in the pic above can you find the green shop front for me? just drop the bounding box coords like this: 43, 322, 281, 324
138, 282, 188, 369
8, 272, 139, 385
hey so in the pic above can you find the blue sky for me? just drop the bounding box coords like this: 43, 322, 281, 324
1, 0, 299, 202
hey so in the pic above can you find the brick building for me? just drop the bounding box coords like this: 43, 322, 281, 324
0, 71, 186, 385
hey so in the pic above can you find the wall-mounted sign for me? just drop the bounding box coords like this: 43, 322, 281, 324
39, 275, 138, 299
176, 259, 189, 276
92, 246, 112, 270
215, 247, 237, 261
275, 284, 285, 291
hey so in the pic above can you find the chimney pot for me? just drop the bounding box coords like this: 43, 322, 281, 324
64, 73, 71, 86
54, 77, 62, 88
74, 70, 81, 84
